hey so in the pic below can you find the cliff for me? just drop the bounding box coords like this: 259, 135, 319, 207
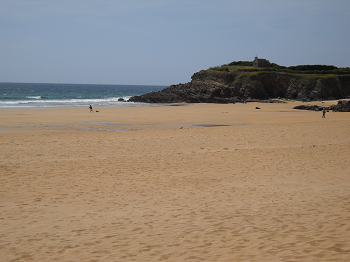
129, 67, 350, 103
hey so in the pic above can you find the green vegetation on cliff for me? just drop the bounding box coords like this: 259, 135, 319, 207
209, 61, 350, 76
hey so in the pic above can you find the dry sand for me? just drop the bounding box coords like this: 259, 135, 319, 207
1, 101, 350, 261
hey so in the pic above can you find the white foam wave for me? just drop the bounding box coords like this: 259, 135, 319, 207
26, 96, 41, 99
0, 96, 150, 109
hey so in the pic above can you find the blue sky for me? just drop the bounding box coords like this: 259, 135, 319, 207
1, 0, 349, 85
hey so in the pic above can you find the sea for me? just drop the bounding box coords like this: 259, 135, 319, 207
0, 82, 166, 110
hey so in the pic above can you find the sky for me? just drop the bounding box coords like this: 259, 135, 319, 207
1, 0, 350, 86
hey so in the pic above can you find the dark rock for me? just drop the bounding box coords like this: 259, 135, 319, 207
118, 98, 125, 102
293, 100, 350, 112
293, 105, 323, 111
255, 107, 260, 109
329, 100, 350, 112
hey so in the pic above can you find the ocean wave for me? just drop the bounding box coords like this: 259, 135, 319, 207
0, 97, 153, 109
1, 97, 129, 104
26, 96, 42, 99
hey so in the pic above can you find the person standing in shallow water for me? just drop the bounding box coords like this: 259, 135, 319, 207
89, 105, 93, 113
322, 108, 326, 118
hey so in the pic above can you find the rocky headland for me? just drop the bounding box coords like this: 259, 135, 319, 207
129, 63, 350, 104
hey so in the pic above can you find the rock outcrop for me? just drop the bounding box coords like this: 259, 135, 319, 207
294, 100, 350, 112
129, 70, 350, 103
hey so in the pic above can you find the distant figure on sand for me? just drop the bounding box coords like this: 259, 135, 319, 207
89, 105, 93, 113
322, 108, 326, 118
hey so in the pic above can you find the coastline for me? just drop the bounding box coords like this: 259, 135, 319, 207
1, 102, 350, 261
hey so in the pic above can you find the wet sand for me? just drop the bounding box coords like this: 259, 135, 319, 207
1, 101, 350, 261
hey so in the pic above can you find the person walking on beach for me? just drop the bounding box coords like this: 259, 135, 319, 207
89, 105, 93, 113
322, 108, 326, 118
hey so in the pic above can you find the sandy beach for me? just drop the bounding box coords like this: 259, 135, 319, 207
1, 101, 350, 261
